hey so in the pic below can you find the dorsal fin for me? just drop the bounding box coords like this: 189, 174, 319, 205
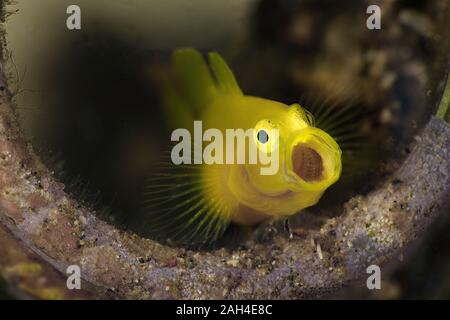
162, 48, 242, 131
208, 52, 243, 96
171, 48, 219, 114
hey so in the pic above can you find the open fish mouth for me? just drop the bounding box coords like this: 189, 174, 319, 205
286, 127, 342, 191
291, 144, 324, 182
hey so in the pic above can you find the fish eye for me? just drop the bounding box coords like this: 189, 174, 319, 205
257, 130, 269, 144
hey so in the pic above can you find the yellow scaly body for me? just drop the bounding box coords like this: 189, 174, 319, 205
145, 48, 342, 245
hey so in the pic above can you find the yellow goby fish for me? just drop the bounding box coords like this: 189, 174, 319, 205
145, 48, 341, 245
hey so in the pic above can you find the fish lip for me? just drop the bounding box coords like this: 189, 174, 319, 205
285, 128, 342, 192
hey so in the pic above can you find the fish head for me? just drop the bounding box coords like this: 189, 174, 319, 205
228, 101, 342, 219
